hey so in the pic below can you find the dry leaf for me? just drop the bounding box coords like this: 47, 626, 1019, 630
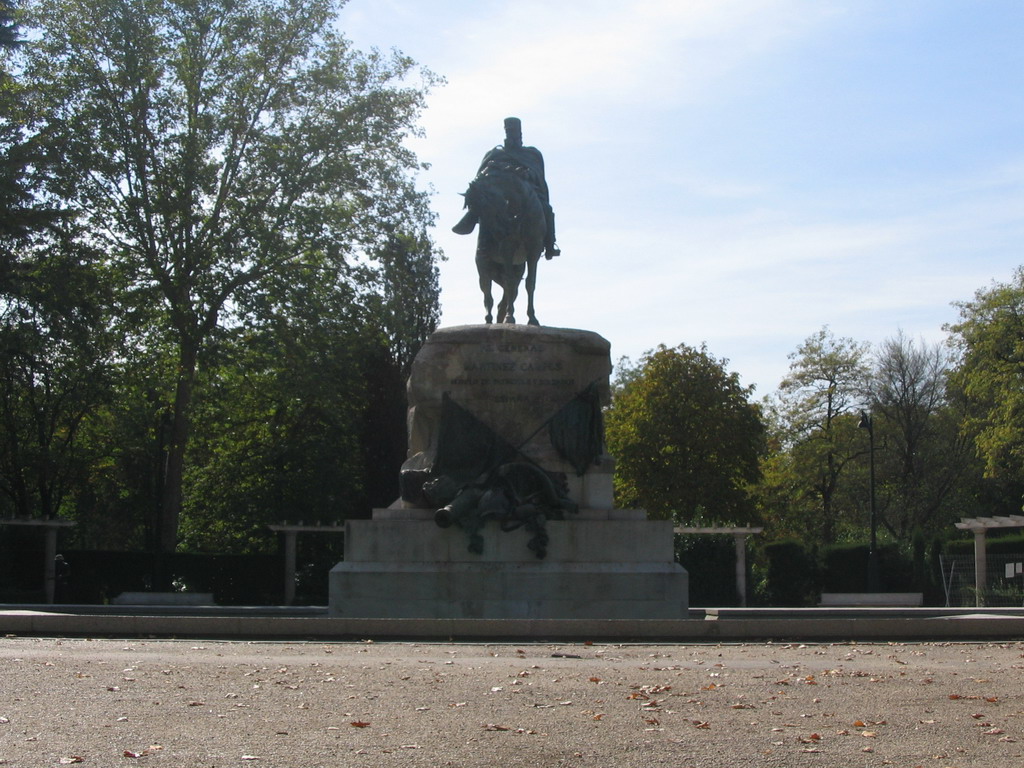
350, 721, 371, 728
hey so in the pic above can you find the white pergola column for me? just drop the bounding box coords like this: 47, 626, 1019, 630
955, 515, 1024, 608
269, 523, 345, 606
733, 532, 751, 607
674, 526, 763, 607
0, 518, 76, 604
972, 528, 987, 607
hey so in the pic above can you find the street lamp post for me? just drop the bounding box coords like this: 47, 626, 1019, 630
858, 410, 879, 592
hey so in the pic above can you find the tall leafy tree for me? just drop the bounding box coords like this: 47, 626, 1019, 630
867, 332, 972, 539
2, 1, 115, 522
0, 234, 116, 519
767, 327, 871, 544
1, 0, 25, 243
20, 0, 440, 551
606, 344, 765, 523
948, 268, 1024, 485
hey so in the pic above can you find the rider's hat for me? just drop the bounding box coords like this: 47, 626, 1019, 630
504, 117, 522, 142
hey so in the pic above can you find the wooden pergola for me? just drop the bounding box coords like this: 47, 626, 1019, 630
955, 514, 1024, 607
673, 526, 763, 607
0, 517, 77, 603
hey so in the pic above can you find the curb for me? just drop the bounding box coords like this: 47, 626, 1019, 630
4, 607, 1024, 642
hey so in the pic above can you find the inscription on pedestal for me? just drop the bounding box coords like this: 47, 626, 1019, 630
406, 325, 611, 473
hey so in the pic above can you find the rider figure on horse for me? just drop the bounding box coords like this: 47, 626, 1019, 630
453, 117, 561, 259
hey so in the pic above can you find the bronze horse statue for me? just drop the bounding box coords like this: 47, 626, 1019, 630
462, 163, 546, 325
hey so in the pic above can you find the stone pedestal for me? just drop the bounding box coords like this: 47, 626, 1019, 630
328, 325, 688, 620
330, 510, 686, 619
403, 324, 615, 508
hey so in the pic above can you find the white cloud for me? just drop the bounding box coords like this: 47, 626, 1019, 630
343, 1, 1024, 393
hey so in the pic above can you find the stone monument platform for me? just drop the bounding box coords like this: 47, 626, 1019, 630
328, 325, 688, 620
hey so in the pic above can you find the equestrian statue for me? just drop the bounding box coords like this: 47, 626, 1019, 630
453, 117, 560, 325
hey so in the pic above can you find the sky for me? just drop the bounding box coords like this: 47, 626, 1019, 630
339, 0, 1024, 396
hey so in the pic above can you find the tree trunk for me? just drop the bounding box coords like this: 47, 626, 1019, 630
158, 340, 198, 554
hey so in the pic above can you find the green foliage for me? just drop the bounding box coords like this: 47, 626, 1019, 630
944, 532, 1024, 556
948, 268, 1024, 481
868, 333, 976, 540
674, 534, 739, 607
760, 327, 871, 545
0, 233, 118, 519
757, 539, 819, 606
10, 0, 440, 552
606, 344, 765, 524
179, 307, 378, 553
820, 542, 915, 593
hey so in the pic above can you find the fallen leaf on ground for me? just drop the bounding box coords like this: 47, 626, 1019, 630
350, 721, 370, 728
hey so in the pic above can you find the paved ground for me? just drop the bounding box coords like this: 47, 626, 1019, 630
2, 637, 1023, 767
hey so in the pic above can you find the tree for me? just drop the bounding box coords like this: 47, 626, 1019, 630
1, 0, 25, 244
867, 331, 972, 539
0, 233, 116, 520
605, 344, 765, 523
948, 268, 1024, 484
766, 327, 871, 544
2, 0, 54, 257
2, 2, 116, 522
20, 0, 440, 551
